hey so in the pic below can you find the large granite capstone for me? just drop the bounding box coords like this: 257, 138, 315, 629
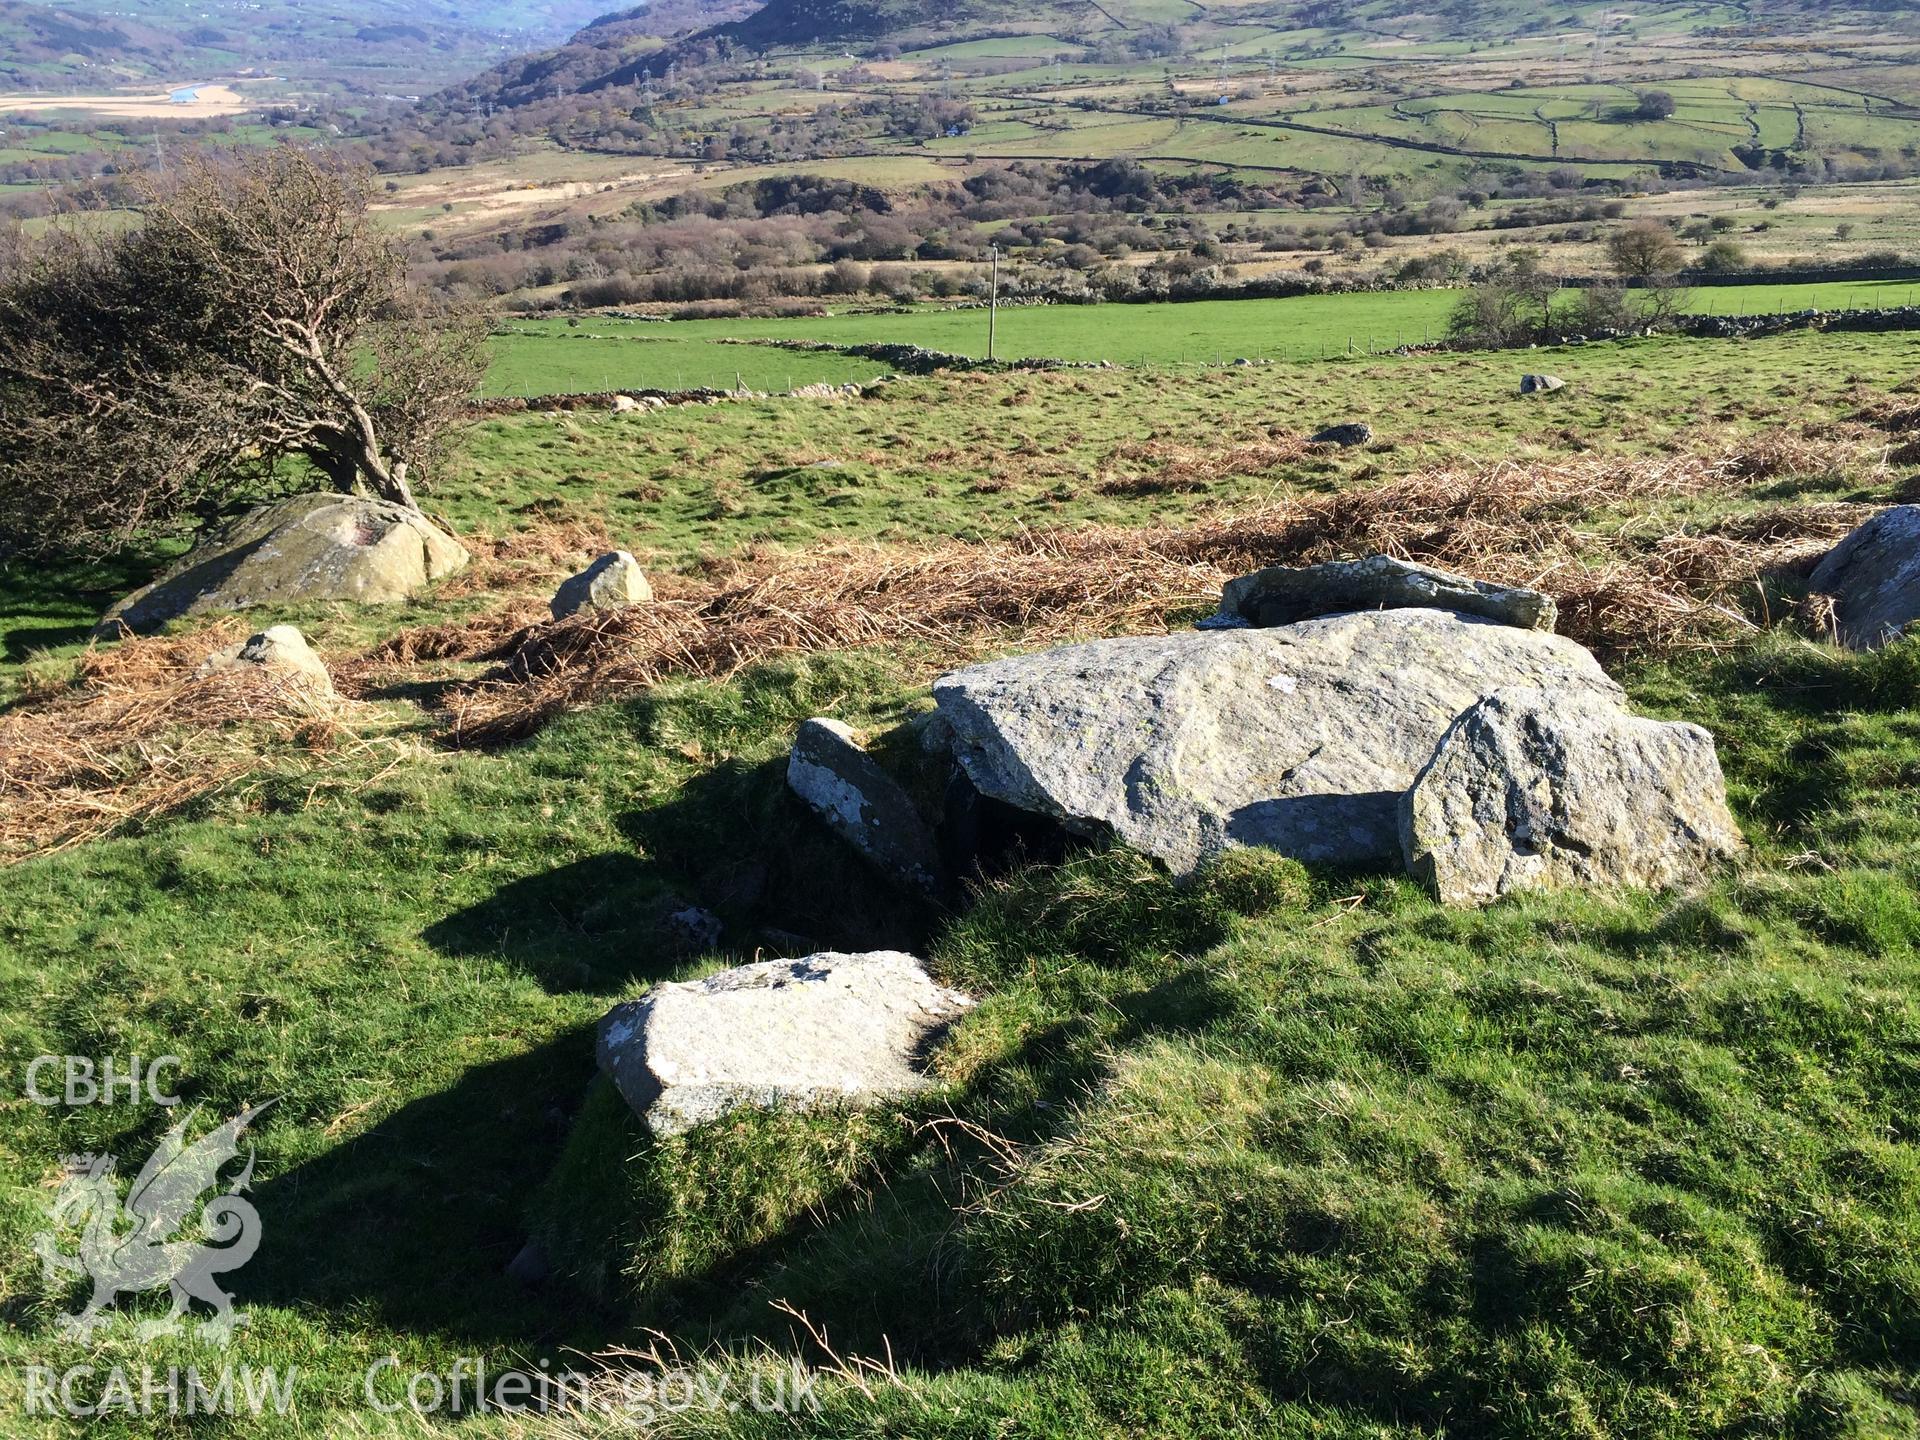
931, 611, 1624, 875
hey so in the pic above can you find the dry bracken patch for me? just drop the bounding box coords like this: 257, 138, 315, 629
0, 623, 410, 861
374, 452, 1865, 746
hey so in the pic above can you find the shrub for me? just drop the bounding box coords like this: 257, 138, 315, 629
0, 149, 484, 557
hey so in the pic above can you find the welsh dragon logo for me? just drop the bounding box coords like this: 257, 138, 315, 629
32, 1103, 272, 1345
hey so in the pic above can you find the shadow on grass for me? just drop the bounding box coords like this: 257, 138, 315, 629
0, 549, 166, 664
2, 623, 96, 663
616, 751, 941, 959
236, 1032, 627, 1351
423, 850, 688, 995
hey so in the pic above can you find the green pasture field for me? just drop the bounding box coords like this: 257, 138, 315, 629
1226, 76, 1920, 172
2, 328, 1918, 1437
482, 332, 892, 397
487, 279, 1920, 393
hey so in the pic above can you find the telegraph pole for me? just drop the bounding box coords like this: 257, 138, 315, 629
988, 246, 1000, 362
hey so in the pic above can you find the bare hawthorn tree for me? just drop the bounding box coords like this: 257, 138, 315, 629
1605, 219, 1690, 324
0, 148, 486, 557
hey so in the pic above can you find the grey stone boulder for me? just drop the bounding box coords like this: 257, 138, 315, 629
595, 951, 974, 1136
99, 493, 468, 636
195, 624, 334, 703
661, 903, 723, 955
1208, 554, 1557, 632
1402, 687, 1743, 907
1808, 505, 1920, 649
1520, 374, 1566, 395
550, 551, 653, 621
933, 611, 1623, 876
787, 718, 944, 896
1308, 422, 1373, 448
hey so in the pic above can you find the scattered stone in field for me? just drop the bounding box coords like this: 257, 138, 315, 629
98, 493, 468, 636
1207, 554, 1557, 633
611, 394, 643, 413
1308, 422, 1373, 448
934, 611, 1622, 876
787, 718, 945, 896
1520, 374, 1566, 395
550, 551, 653, 621
595, 951, 974, 1136
662, 903, 723, 954
197, 624, 334, 700
1808, 504, 1920, 650
1401, 687, 1743, 906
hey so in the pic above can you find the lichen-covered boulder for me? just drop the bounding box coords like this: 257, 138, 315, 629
1401, 687, 1743, 906
787, 718, 944, 896
595, 951, 974, 1136
99, 493, 468, 636
933, 611, 1623, 876
1520, 374, 1566, 395
1206, 554, 1557, 632
1808, 504, 1920, 650
550, 551, 653, 621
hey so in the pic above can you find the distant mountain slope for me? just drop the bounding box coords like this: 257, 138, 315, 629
0, 2, 184, 87
438, 0, 760, 109
0, 0, 618, 93
713, 0, 1090, 46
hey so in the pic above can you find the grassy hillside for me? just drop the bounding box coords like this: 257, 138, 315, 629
2, 327, 1918, 1433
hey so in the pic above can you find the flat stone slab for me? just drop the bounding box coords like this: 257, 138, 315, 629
1809, 504, 1920, 650
1402, 687, 1743, 906
596, 951, 974, 1137
99, 493, 468, 636
1208, 554, 1557, 632
933, 611, 1623, 876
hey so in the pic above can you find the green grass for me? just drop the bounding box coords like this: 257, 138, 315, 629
481, 331, 891, 397
486, 280, 1920, 391
2, 328, 1919, 1434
